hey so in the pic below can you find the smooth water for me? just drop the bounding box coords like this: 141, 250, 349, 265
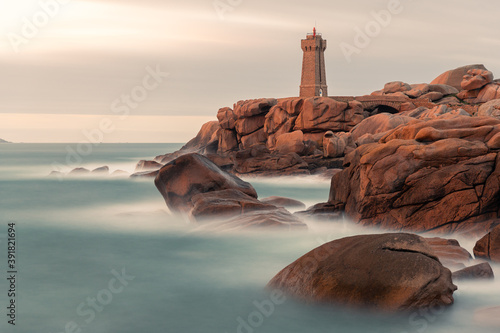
0, 144, 499, 333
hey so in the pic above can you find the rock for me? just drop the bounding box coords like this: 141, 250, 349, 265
261, 196, 306, 210
69, 168, 90, 175
384, 81, 411, 94
217, 107, 237, 130
190, 189, 277, 220
431, 64, 488, 90
240, 128, 267, 150
401, 105, 470, 120
474, 224, 500, 262
195, 208, 307, 231
424, 237, 472, 270
130, 170, 159, 178
264, 106, 297, 149
267, 233, 457, 311
452, 263, 494, 281
474, 307, 500, 328
478, 99, 500, 118
218, 129, 239, 155
275, 131, 305, 155
91, 166, 109, 174
436, 96, 461, 105
135, 160, 162, 172
48, 170, 64, 177
233, 98, 277, 119
350, 113, 414, 143
328, 116, 500, 234
461, 69, 494, 90
428, 84, 460, 96
294, 97, 364, 133
295, 201, 345, 220
110, 170, 129, 177
405, 84, 430, 98
476, 83, 500, 104
232, 146, 309, 176
181, 120, 220, 154
154, 153, 257, 213
323, 131, 352, 158
235, 115, 266, 136
420, 91, 444, 102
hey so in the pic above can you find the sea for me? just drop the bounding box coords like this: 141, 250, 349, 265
0, 143, 499, 333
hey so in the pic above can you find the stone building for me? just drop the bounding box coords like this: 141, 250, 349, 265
300, 28, 328, 97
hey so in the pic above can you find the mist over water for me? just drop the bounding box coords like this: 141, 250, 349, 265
0, 144, 499, 333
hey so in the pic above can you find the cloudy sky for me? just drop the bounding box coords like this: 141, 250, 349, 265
1, 0, 500, 142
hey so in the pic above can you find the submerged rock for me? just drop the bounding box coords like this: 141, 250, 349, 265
452, 263, 494, 281
155, 153, 257, 213
268, 233, 457, 311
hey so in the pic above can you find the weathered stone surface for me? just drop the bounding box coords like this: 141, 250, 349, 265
268, 233, 457, 311
275, 130, 305, 155
233, 98, 277, 119
384, 81, 411, 94
240, 128, 267, 150
261, 196, 306, 210
401, 105, 470, 120
474, 224, 500, 262
190, 189, 276, 220
431, 64, 488, 90
218, 129, 239, 155
478, 99, 500, 118
425, 237, 472, 269
436, 96, 461, 105
420, 91, 444, 102
217, 107, 237, 130
476, 83, 500, 104
235, 115, 266, 136
461, 69, 494, 90
405, 84, 430, 98
294, 97, 364, 133
135, 160, 162, 172
428, 84, 460, 96
452, 263, 494, 281
328, 116, 500, 234
154, 153, 257, 213
350, 113, 413, 143
231, 145, 309, 176
323, 131, 351, 158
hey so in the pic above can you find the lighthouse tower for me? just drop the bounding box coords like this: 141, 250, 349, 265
300, 28, 328, 97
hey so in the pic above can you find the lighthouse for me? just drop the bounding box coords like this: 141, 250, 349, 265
300, 28, 328, 97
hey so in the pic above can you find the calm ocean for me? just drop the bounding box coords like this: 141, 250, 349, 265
0, 143, 498, 333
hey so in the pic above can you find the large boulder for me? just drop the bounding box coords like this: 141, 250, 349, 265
461, 69, 494, 90
431, 64, 488, 90
350, 113, 414, 142
329, 116, 500, 234
474, 224, 500, 262
478, 99, 500, 118
274, 130, 305, 155
154, 153, 257, 213
233, 98, 277, 119
294, 97, 364, 133
268, 233, 457, 311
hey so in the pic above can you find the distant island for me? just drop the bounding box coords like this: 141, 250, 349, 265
0, 138, 11, 143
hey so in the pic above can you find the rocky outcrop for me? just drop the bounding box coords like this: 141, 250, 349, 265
154, 153, 307, 230
154, 153, 257, 213
431, 64, 488, 90
260, 196, 306, 210
425, 237, 472, 270
135, 160, 162, 172
328, 116, 500, 234
268, 233, 457, 311
474, 224, 500, 262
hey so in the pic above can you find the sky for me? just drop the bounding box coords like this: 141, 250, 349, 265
1, 0, 500, 142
